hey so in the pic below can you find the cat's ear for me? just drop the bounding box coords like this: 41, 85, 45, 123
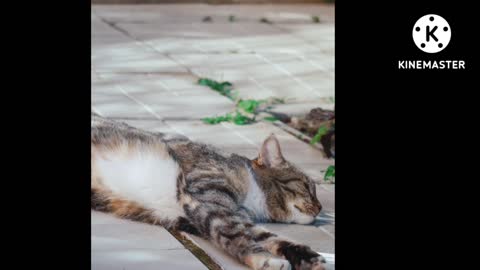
258, 134, 285, 168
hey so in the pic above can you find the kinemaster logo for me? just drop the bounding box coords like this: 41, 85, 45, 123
398, 14, 465, 70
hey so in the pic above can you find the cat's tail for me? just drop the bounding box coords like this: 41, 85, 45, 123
91, 187, 159, 225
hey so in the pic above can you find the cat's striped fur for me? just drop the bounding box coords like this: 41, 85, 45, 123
91, 113, 325, 270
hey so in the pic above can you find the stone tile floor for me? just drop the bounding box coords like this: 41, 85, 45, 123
92, 3, 334, 270
92, 211, 209, 270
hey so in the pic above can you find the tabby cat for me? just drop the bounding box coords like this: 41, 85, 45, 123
91, 113, 326, 270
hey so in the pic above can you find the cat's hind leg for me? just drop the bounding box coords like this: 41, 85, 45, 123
171, 216, 201, 236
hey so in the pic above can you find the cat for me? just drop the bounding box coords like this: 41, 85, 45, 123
91, 113, 326, 270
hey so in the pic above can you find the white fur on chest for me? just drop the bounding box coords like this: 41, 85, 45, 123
95, 147, 183, 220
242, 167, 269, 221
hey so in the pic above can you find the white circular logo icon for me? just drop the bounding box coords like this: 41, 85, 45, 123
413, 14, 451, 53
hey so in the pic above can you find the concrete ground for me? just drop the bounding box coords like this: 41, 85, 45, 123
92, 3, 334, 270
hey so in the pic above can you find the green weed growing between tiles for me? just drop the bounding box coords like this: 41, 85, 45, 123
198, 78, 282, 125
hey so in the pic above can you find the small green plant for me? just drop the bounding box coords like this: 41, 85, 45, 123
198, 78, 236, 100
228, 15, 235, 22
312, 15, 320, 23
199, 79, 284, 126
231, 112, 253, 125
237, 99, 265, 114
263, 116, 278, 122
310, 124, 329, 145
271, 97, 285, 104
324, 165, 335, 181
202, 114, 232, 125
202, 112, 253, 126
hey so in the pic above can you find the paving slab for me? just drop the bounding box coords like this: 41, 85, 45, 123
92, 4, 335, 24
92, 73, 235, 119
92, 211, 208, 270
92, 4, 334, 107
92, 91, 155, 119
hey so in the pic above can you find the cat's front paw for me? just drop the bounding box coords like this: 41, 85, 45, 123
277, 242, 326, 270
264, 258, 292, 270
297, 255, 326, 270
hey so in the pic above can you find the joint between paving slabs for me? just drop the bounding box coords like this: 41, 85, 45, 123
167, 229, 223, 270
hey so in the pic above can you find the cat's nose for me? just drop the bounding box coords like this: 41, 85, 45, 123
315, 204, 322, 216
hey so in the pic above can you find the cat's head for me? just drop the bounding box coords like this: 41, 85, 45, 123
251, 134, 322, 225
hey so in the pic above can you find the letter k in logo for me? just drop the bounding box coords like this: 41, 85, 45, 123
426, 26, 438, 42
